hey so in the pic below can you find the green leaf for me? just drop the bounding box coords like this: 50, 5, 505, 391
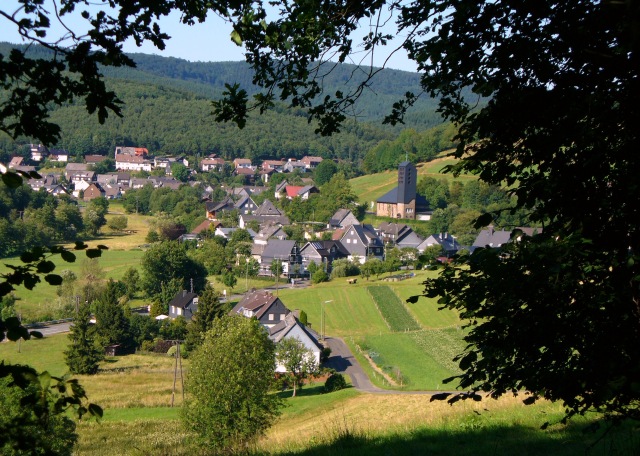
29, 331, 43, 339
473, 213, 493, 230
230, 29, 243, 45
459, 351, 477, 371
406, 295, 420, 304
429, 392, 451, 402
2, 172, 23, 188
88, 403, 104, 418
44, 274, 63, 285
37, 260, 56, 273
60, 250, 76, 262
85, 249, 102, 258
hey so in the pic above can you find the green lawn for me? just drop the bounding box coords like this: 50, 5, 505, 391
1, 249, 145, 320
0, 332, 69, 375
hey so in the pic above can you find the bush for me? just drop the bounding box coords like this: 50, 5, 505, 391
324, 373, 347, 393
312, 270, 329, 284
320, 347, 332, 363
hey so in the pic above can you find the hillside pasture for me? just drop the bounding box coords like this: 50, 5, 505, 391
0, 249, 145, 321
350, 156, 476, 204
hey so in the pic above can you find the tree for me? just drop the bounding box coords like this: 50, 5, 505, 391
270, 259, 283, 278
276, 337, 318, 397
170, 162, 190, 182
313, 159, 338, 186
183, 315, 281, 451
222, 271, 237, 290
185, 283, 226, 350
93, 279, 131, 348
65, 303, 103, 375
121, 267, 140, 298
107, 215, 128, 232
140, 241, 207, 299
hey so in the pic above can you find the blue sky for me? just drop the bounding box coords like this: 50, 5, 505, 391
0, 1, 417, 72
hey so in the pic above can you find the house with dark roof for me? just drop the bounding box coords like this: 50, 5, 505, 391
418, 233, 462, 256
376, 222, 425, 249
230, 290, 291, 328
269, 313, 322, 372
328, 208, 360, 229
283, 160, 308, 173
274, 180, 289, 199
471, 227, 513, 252
254, 224, 288, 245
234, 194, 258, 214
376, 162, 429, 220
30, 144, 48, 162
339, 224, 384, 263
258, 240, 303, 277
83, 183, 106, 201
206, 197, 235, 220
168, 290, 199, 320
300, 240, 350, 273
239, 199, 290, 228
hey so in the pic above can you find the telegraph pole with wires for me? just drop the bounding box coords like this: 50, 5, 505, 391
169, 339, 185, 407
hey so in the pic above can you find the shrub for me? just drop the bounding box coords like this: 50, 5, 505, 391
312, 270, 329, 284
324, 373, 347, 393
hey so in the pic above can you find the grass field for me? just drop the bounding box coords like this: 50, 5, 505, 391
367, 285, 421, 332
3, 290, 639, 455
1, 249, 146, 320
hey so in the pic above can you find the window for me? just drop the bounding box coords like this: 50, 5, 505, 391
280, 314, 285, 320
269, 314, 274, 321
177, 308, 182, 316
346, 239, 351, 243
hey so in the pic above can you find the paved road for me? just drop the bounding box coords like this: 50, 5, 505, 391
324, 336, 450, 395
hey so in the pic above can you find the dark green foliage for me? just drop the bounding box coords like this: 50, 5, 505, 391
183, 315, 281, 451
313, 159, 338, 186
330, 259, 360, 278
222, 272, 237, 290
170, 163, 190, 182
0, 376, 77, 456
185, 284, 225, 350
140, 241, 207, 299
298, 310, 308, 326
93, 280, 132, 348
312, 270, 329, 284
128, 313, 160, 349
121, 267, 140, 298
65, 303, 103, 375
324, 373, 347, 393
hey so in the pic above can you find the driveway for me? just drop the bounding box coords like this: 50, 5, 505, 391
324, 336, 449, 395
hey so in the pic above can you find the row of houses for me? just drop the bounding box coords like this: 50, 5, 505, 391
167, 289, 322, 372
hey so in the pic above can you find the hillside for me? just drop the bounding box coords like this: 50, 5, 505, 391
1, 42, 450, 164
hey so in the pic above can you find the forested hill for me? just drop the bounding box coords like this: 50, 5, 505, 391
0, 42, 449, 164
104, 53, 442, 126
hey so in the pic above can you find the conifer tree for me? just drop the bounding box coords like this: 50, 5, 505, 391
65, 303, 103, 375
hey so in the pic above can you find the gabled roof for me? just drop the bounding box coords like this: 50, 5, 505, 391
261, 239, 297, 259
206, 197, 234, 213
257, 224, 287, 240
191, 219, 217, 234
275, 180, 289, 193
472, 227, 512, 248
301, 240, 349, 259
169, 290, 198, 309
254, 199, 283, 217
285, 186, 304, 198
231, 290, 289, 319
269, 313, 322, 349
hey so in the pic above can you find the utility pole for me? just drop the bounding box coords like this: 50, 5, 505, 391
170, 340, 184, 407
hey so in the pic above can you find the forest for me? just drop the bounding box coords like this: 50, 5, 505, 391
0, 42, 455, 171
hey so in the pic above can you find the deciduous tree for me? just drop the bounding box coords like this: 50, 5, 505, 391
183, 315, 281, 451
276, 337, 318, 397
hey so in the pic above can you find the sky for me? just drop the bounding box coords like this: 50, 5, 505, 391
0, 1, 417, 72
